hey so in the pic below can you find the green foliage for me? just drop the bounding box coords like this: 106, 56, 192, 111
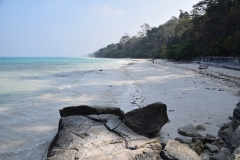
94, 1, 240, 59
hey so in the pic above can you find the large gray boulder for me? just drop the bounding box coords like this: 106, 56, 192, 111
178, 124, 202, 137
59, 105, 124, 118
160, 140, 201, 160
122, 102, 169, 135
47, 114, 162, 160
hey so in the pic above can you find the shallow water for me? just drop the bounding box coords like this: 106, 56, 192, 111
0, 57, 126, 160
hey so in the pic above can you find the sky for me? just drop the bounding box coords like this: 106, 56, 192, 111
0, 0, 200, 57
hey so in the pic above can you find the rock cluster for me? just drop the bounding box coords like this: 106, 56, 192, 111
48, 101, 240, 159
174, 101, 240, 160
47, 102, 174, 160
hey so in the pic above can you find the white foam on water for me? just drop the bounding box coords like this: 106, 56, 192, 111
58, 85, 72, 90
0, 58, 130, 160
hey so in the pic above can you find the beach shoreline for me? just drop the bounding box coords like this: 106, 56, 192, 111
1, 58, 239, 160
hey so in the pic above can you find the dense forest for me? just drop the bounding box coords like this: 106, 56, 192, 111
94, 0, 240, 60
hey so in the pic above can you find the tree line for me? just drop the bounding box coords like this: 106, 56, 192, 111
94, 0, 240, 60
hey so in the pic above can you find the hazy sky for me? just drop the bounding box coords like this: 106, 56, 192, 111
0, 0, 200, 57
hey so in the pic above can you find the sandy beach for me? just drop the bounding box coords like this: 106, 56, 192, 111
96, 59, 240, 142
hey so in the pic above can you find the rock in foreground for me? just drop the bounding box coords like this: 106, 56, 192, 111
122, 102, 169, 135
47, 103, 205, 160
47, 115, 162, 160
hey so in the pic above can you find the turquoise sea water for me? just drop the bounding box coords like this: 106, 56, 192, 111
0, 57, 122, 160
0, 57, 115, 94
0, 57, 105, 62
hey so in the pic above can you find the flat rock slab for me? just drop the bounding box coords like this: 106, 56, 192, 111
178, 124, 202, 137
161, 140, 201, 160
122, 102, 169, 135
47, 115, 162, 160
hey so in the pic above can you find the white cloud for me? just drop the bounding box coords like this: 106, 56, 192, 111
100, 6, 126, 16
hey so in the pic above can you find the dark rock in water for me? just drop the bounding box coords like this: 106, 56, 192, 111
230, 126, 240, 149
59, 105, 124, 118
204, 143, 219, 153
178, 124, 202, 137
175, 137, 192, 144
231, 145, 240, 160
161, 140, 201, 160
122, 102, 169, 135
47, 114, 162, 160
232, 106, 240, 130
